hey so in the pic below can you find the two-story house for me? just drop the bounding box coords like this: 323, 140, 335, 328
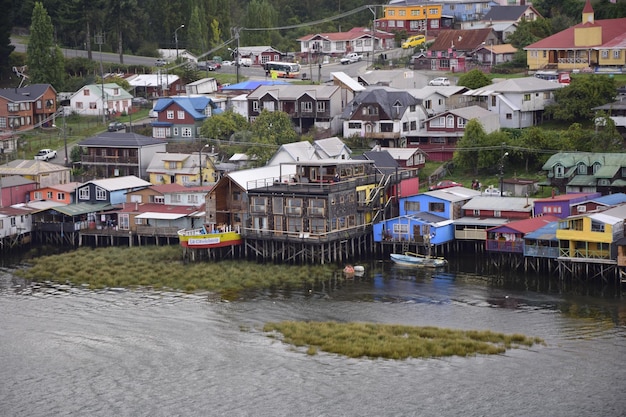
375, 2, 450, 36
464, 77, 562, 129
76, 176, 151, 206
296, 27, 395, 59
0, 160, 71, 188
415, 105, 500, 161
267, 138, 352, 166
78, 132, 167, 179
0, 84, 57, 153
486, 215, 559, 255
126, 73, 183, 99
69, 83, 133, 117
408, 86, 471, 117
246, 84, 343, 135
541, 152, 626, 195
533, 193, 601, 219
525, 0, 626, 72
342, 86, 425, 148
151, 96, 221, 141
146, 152, 218, 186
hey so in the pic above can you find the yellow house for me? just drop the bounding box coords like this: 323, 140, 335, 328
556, 204, 626, 261
376, 3, 444, 35
525, 0, 626, 72
146, 152, 217, 186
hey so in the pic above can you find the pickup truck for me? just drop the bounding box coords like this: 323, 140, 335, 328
34, 148, 57, 161
340, 53, 363, 65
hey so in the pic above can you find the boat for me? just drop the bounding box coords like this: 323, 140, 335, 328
178, 225, 243, 249
390, 252, 448, 268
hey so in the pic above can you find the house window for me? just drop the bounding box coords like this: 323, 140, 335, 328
173, 127, 179, 136
506, 113, 512, 120
153, 195, 165, 204
251, 197, 267, 214
577, 163, 587, 174
182, 127, 192, 137
494, 210, 501, 218
34, 191, 42, 200
399, 10, 405, 16
172, 194, 181, 203
410, 120, 417, 130
428, 202, 444, 212
424, 100, 432, 109
79, 187, 89, 200
388, 10, 395, 16
473, 209, 480, 216
182, 176, 190, 184
555, 165, 565, 178
285, 198, 302, 216
89, 102, 97, 109
411, 10, 419, 16
95, 186, 106, 201
187, 195, 198, 204
310, 218, 326, 233
403, 122, 408, 132
301, 102, 313, 112
348, 122, 361, 129
286, 217, 301, 233
602, 50, 609, 59
47, 191, 53, 199
252, 101, 259, 112
523, 94, 531, 101
614, 50, 621, 59
457, 117, 466, 128
393, 223, 409, 234
167, 110, 174, 119
404, 201, 420, 212
76, 102, 83, 109
273, 197, 284, 214
177, 111, 185, 119
84, 89, 90, 96
428, 8, 438, 14
309, 199, 325, 216
446, 115, 454, 128
57, 192, 65, 200
316, 102, 326, 112
336, 42, 345, 51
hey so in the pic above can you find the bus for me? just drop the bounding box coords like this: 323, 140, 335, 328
263, 61, 301, 78
535, 70, 571, 84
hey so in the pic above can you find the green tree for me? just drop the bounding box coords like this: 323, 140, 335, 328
0, 0, 15, 78
201, 110, 249, 140
593, 112, 624, 152
561, 123, 592, 152
546, 75, 617, 122
187, 5, 208, 56
457, 69, 491, 89
243, 0, 278, 46
249, 109, 298, 165
453, 119, 486, 176
27, 2, 65, 89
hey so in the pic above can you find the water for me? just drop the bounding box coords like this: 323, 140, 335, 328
0, 260, 625, 417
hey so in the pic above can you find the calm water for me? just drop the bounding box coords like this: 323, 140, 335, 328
1, 257, 625, 417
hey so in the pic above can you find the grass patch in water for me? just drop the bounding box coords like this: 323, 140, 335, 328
17, 246, 336, 297
263, 321, 544, 360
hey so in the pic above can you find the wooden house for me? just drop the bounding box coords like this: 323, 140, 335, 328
0, 205, 33, 249
461, 196, 535, 221
533, 193, 601, 219
0, 160, 71, 188
146, 152, 218, 186
1, 176, 37, 206
486, 215, 559, 254
523, 220, 560, 262
570, 193, 626, 216
29, 182, 81, 205
115, 202, 200, 237
76, 176, 151, 205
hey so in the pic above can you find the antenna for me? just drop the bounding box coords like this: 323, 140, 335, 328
12, 66, 29, 88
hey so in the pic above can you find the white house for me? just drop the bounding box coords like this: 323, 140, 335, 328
463, 77, 563, 129
408, 86, 471, 117
297, 27, 395, 57
69, 83, 133, 117
158, 48, 197, 63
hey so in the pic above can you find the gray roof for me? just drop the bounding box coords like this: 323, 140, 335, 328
341, 86, 421, 120
462, 196, 535, 212
0, 175, 35, 187
354, 150, 399, 175
0, 84, 55, 102
484, 77, 563, 94
483, 5, 537, 22
426, 186, 482, 202
314, 137, 351, 159
247, 84, 339, 100
408, 86, 469, 99
79, 132, 165, 147
85, 176, 151, 191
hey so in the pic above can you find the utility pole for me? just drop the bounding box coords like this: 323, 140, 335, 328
95, 32, 106, 125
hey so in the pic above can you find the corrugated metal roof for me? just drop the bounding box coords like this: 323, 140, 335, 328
330, 72, 366, 92
88, 176, 151, 191
53, 202, 115, 216
462, 196, 535, 211
135, 212, 187, 220
489, 215, 560, 234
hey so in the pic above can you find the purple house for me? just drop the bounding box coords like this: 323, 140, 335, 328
533, 193, 600, 219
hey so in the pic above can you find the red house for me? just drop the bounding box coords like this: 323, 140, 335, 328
0, 176, 37, 207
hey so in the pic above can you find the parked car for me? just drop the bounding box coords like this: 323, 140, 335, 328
155, 58, 167, 67
340, 53, 363, 65
222, 60, 233, 66
197, 61, 220, 71
429, 180, 462, 191
428, 77, 450, 86
107, 121, 127, 132
483, 186, 511, 197
34, 148, 57, 161
132, 97, 150, 107
401, 34, 426, 49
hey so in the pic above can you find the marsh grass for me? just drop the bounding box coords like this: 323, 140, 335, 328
263, 321, 544, 360
17, 246, 336, 297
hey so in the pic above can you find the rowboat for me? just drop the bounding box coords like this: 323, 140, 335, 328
178, 225, 242, 249
390, 252, 448, 268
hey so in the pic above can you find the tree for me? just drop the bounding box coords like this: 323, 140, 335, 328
457, 69, 491, 89
0, 0, 15, 78
593, 112, 624, 153
546, 75, 617, 122
453, 119, 486, 176
248, 109, 298, 165
243, 0, 278, 46
201, 110, 249, 140
187, 5, 208, 56
27, 2, 65, 89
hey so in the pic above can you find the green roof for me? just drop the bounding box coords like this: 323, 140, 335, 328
567, 175, 597, 187
53, 202, 115, 216
594, 165, 620, 178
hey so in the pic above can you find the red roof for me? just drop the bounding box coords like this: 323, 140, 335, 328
118, 202, 198, 214
297, 27, 393, 42
150, 183, 187, 193
489, 215, 559, 234
534, 193, 596, 203
583, 0, 593, 14
526, 17, 626, 50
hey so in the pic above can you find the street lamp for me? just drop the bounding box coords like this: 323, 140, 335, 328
198, 144, 209, 186
174, 24, 185, 60
499, 150, 509, 196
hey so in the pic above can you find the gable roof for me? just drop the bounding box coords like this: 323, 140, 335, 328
408, 85, 469, 99
72, 83, 133, 101
425, 186, 482, 202
247, 84, 340, 101
237, 46, 283, 55
581, 193, 626, 207
84, 175, 151, 191
79, 132, 165, 147
226, 165, 297, 190
542, 152, 626, 171
313, 137, 351, 159
355, 150, 399, 175
526, 17, 626, 50
126, 74, 180, 88
331, 72, 366, 92
297, 27, 394, 42
482, 5, 541, 22
0, 160, 70, 175
0, 84, 55, 102
430, 28, 494, 52
587, 203, 626, 225
464, 77, 563, 96
0, 175, 36, 187
462, 196, 536, 212
153, 96, 214, 119
488, 215, 560, 234
267, 141, 318, 165
221, 80, 290, 92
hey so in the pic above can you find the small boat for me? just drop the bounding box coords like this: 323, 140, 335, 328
343, 265, 355, 275
178, 225, 243, 249
390, 252, 447, 268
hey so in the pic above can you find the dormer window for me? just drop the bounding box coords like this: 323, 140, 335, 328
577, 163, 587, 174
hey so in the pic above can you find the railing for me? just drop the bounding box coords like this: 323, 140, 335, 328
243, 223, 371, 243
82, 155, 139, 164
485, 239, 525, 253
524, 245, 559, 258
559, 248, 611, 260
454, 229, 486, 240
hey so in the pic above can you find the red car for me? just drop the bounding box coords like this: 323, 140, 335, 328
429, 180, 462, 191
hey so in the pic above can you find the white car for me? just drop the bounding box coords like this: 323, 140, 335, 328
428, 77, 450, 86
34, 149, 57, 161
483, 186, 511, 197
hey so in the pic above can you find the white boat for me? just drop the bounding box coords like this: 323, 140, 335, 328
390, 252, 448, 268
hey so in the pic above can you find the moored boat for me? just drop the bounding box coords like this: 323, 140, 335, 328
178, 225, 242, 249
390, 252, 447, 268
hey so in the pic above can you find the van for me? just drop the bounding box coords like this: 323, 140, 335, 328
401, 34, 426, 49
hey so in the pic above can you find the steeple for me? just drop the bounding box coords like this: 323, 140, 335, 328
582, 0, 594, 24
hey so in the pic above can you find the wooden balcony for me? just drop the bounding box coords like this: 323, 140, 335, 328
82, 155, 139, 164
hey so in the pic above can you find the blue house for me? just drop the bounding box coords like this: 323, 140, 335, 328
76, 175, 151, 205
374, 186, 480, 247
151, 96, 222, 141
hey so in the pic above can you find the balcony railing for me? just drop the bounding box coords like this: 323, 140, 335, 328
485, 239, 525, 253
82, 155, 139, 164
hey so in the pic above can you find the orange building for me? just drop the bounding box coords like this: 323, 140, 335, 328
375, 3, 451, 36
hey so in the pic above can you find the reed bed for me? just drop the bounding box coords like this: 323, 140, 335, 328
17, 246, 336, 299
263, 321, 544, 360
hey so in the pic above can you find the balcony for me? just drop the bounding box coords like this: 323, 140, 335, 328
82, 155, 139, 164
